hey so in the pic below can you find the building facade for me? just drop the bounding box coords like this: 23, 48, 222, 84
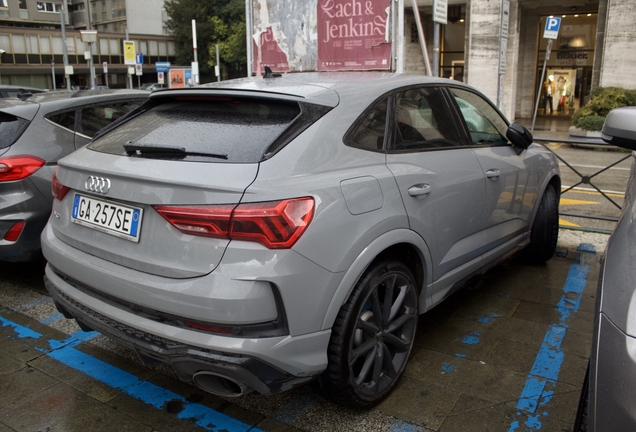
402, 0, 636, 121
250, 0, 636, 122
0, 0, 174, 89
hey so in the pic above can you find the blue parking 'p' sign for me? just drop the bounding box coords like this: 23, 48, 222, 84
543, 17, 561, 39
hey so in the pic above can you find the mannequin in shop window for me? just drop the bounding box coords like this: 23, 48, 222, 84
543, 75, 555, 115
557, 76, 573, 115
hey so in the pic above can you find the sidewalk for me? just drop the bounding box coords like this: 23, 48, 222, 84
517, 115, 573, 140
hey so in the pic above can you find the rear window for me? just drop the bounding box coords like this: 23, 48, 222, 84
0, 112, 30, 149
89, 97, 308, 163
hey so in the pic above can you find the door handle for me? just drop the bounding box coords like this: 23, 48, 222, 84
486, 169, 500, 180
408, 184, 431, 197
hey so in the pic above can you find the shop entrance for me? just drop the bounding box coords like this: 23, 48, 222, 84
536, 13, 597, 118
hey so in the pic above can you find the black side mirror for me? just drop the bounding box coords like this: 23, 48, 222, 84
602, 107, 636, 150
506, 122, 533, 154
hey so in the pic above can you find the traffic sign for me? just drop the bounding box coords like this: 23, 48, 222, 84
543, 17, 561, 39
136, 52, 144, 64
433, 0, 448, 24
135, 63, 143, 76
155, 62, 171, 73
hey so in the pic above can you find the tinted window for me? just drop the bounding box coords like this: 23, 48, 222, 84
47, 110, 76, 131
391, 87, 461, 150
78, 101, 141, 137
0, 112, 30, 149
450, 88, 509, 146
89, 97, 303, 163
346, 98, 388, 151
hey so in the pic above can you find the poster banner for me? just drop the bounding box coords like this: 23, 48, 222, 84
253, 27, 290, 74
318, 0, 391, 71
169, 69, 185, 89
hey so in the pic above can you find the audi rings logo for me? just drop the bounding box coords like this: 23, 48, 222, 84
85, 176, 111, 194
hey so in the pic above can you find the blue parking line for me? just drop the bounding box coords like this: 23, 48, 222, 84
0, 315, 263, 432
20, 296, 52, 309
387, 419, 422, 432
508, 245, 592, 431
38, 312, 64, 325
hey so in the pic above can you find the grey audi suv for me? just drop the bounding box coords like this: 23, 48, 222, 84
41, 72, 560, 408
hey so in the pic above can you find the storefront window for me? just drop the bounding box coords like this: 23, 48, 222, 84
537, 13, 597, 117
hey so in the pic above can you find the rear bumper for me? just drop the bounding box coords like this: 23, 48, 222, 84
45, 272, 319, 396
43, 262, 331, 395
0, 179, 50, 262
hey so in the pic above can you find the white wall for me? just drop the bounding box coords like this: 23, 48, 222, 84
600, 0, 636, 89
125, 0, 164, 35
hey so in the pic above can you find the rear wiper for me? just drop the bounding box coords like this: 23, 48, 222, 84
123, 143, 228, 160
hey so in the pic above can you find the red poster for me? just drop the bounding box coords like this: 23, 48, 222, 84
253, 27, 290, 74
169, 69, 185, 89
318, 0, 392, 71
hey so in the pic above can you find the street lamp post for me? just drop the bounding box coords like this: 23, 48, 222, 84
0, 49, 5, 84
80, 30, 97, 88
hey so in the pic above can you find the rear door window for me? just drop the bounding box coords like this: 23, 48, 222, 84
89, 97, 309, 163
390, 87, 462, 151
47, 110, 77, 132
0, 112, 30, 149
78, 101, 142, 138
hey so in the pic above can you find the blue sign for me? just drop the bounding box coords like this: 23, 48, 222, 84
136, 52, 144, 64
543, 17, 561, 39
155, 62, 171, 73
185, 69, 192, 85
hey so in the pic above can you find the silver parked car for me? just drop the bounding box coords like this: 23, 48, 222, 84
575, 106, 636, 430
41, 73, 560, 408
0, 89, 148, 262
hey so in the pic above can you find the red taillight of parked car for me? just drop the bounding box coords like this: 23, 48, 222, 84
0, 155, 45, 182
51, 169, 71, 201
4, 221, 25, 241
154, 197, 315, 249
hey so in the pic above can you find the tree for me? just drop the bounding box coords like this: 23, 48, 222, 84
164, 0, 246, 79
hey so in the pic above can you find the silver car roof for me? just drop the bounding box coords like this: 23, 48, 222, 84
0, 89, 149, 120
150, 72, 470, 108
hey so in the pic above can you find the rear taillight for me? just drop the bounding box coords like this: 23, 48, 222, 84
0, 155, 45, 182
51, 170, 71, 201
4, 221, 25, 241
154, 197, 315, 249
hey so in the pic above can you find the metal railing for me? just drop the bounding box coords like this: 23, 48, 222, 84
535, 136, 631, 234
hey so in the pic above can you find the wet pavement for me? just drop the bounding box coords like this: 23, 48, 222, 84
0, 230, 605, 432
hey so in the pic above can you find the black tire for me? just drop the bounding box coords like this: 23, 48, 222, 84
319, 260, 418, 409
525, 184, 559, 263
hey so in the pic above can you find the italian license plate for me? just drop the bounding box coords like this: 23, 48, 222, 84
71, 193, 143, 242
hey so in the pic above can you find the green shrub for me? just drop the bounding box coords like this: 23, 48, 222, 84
573, 87, 636, 130
575, 115, 606, 132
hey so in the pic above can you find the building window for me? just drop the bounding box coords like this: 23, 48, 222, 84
0, 0, 8, 7
36, 2, 61, 13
